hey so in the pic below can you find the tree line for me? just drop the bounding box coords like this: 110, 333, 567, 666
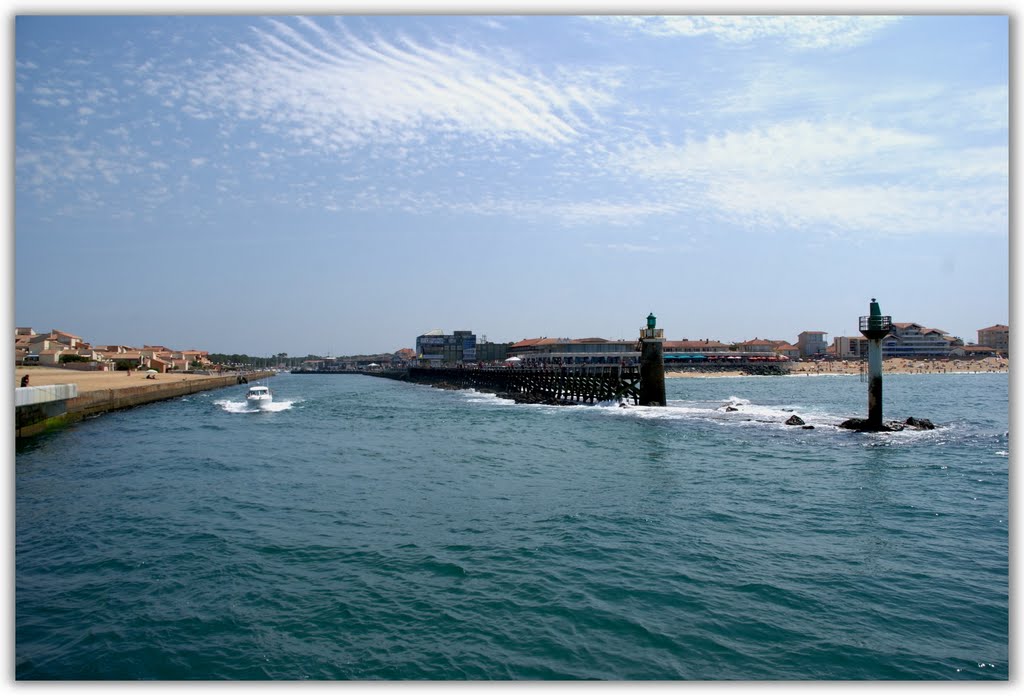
207, 353, 322, 369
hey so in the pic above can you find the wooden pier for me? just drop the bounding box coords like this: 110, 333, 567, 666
376, 365, 642, 405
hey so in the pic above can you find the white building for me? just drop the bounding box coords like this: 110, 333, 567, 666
882, 323, 962, 358
797, 331, 828, 358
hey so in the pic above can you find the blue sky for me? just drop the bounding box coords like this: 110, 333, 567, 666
13, 13, 1009, 356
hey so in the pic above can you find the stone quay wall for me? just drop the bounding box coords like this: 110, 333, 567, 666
16, 371, 275, 439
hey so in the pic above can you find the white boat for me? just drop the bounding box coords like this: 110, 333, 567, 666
246, 385, 273, 408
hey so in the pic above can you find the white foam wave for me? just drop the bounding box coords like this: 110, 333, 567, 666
459, 389, 516, 405
457, 388, 955, 439
586, 395, 850, 430
215, 399, 297, 413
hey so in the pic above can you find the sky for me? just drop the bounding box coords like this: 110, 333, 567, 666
12, 10, 1010, 357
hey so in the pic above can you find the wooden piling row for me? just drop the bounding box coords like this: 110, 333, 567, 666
397, 365, 642, 405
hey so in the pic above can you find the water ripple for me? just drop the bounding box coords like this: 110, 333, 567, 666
15, 373, 1008, 680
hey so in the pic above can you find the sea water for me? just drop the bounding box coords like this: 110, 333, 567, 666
15, 372, 1008, 680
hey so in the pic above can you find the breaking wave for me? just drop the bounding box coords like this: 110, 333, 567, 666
214, 399, 297, 414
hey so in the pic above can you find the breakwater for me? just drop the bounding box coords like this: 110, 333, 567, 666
301, 362, 790, 404
372, 365, 642, 405
15, 371, 275, 439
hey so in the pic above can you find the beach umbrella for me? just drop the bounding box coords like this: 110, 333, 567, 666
504, 356, 522, 362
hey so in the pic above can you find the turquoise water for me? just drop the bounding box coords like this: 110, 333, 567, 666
15, 372, 1008, 680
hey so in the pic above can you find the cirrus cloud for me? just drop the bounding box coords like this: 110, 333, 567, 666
591, 15, 903, 50
173, 16, 617, 152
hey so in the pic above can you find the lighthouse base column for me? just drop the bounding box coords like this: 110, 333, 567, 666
639, 339, 666, 407
867, 339, 883, 427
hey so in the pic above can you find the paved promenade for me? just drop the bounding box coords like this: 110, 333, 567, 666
14, 366, 244, 393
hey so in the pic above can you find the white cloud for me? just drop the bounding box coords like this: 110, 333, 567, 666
593, 15, 903, 50
612, 119, 1007, 236
13, 15, 1004, 241
947, 85, 1008, 133
586, 242, 663, 253
706, 179, 1004, 236
617, 121, 935, 181
173, 17, 615, 152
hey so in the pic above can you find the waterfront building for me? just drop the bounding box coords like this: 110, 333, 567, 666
664, 339, 731, 355
882, 323, 963, 358
98, 351, 145, 368
797, 331, 829, 358
15, 330, 35, 363
416, 329, 478, 365
774, 343, 801, 360
474, 341, 510, 363
951, 345, 998, 358
34, 349, 65, 366
978, 324, 1009, 355
506, 337, 558, 356
507, 337, 638, 364
13, 326, 216, 371
735, 338, 779, 354
832, 336, 870, 359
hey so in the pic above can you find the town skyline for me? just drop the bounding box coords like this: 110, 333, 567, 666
14, 12, 1009, 357
14, 315, 1008, 362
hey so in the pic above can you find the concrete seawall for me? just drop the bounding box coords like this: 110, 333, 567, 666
15, 371, 275, 439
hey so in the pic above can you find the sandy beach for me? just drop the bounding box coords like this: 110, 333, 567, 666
667, 357, 1007, 378
14, 366, 237, 394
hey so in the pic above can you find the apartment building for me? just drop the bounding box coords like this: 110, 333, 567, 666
978, 324, 1009, 355
416, 329, 478, 364
832, 336, 870, 359
797, 331, 828, 358
882, 323, 963, 358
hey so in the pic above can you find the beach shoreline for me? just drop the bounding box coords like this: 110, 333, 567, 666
667, 356, 1007, 378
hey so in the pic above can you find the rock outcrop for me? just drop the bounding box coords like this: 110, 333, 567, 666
839, 416, 937, 432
